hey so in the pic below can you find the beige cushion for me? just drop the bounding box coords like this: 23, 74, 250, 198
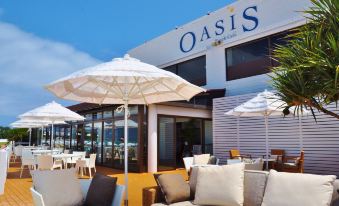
262, 170, 336, 206
193, 154, 210, 165
194, 164, 245, 206
151, 201, 195, 206
32, 168, 83, 206
189, 167, 199, 196
244, 170, 268, 206
157, 174, 191, 204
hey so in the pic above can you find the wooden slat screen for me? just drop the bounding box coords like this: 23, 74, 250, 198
213, 93, 339, 176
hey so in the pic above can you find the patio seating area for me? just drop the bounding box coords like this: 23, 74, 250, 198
0, 159, 187, 205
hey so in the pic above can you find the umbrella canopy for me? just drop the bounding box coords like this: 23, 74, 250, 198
45, 54, 205, 206
115, 119, 138, 128
11, 121, 44, 146
19, 101, 84, 122
225, 90, 286, 116
225, 90, 287, 170
19, 101, 84, 148
45, 54, 204, 105
11, 119, 67, 146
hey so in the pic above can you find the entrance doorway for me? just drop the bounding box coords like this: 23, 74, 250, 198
158, 116, 212, 171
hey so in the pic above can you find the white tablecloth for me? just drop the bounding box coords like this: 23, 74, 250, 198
0, 149, 8, 195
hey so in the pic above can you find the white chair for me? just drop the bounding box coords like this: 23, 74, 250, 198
81, 154, 97, 178
227, 159, 242, 165
244, 158, 264, 171
31, 179, 125, 206
14, 145, 23, 163
183, 157, 193, 174
68, 151, 86, 167
37, 155, 62, 170
20, 149, 36, 178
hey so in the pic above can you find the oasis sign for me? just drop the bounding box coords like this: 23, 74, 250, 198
179, 6, 259, 53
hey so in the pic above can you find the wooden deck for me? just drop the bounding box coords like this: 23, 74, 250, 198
0, 161, 187, 206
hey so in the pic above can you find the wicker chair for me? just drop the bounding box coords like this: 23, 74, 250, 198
282, 151, 304, 173
229, 149, 252, 160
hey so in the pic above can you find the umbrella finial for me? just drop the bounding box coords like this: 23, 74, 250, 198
124, 54, 131, 59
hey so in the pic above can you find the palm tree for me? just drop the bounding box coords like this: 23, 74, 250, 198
271, 0, 339, 119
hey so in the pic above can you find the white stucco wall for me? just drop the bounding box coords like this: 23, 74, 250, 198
129, 0, 311, 95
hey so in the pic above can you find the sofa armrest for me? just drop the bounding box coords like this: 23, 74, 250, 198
30, 187, 45, 206
332, 180, 339, 206
142, 186, 163, 206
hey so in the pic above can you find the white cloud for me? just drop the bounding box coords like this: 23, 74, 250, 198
0, 21, 101, 125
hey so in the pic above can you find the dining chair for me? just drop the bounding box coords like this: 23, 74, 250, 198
14, 145, 23, 163
270, 149, 285, 171
37, 155, 62, 170
282, 151, 304, 173
83, 154, 97, 178
68, 151, 86, 167
229, 149, 252, 160
20, 149, 36, 178
183, 157, 194, 175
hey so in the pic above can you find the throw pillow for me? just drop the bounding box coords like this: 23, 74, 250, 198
156, 174, 191, 204
193, 154, 210, 165
189, 166, 199, 197
84, 173, 117, 206
31, 168, 83, 206
261, 170, 336, 206
194, 163, 245, 206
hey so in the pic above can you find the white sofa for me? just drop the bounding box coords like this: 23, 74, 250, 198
31, 179, 125, 206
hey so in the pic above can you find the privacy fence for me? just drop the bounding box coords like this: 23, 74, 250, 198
213, 93, 339, 176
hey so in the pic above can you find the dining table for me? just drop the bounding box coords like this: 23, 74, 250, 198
52, 153, 84, 169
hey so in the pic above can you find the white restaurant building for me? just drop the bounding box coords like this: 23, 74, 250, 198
42, 0, 339, 176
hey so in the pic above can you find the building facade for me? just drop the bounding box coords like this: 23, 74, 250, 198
36, 0, 326, 174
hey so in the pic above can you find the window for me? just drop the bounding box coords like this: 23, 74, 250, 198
226, 38, 270, 81
163, 56, 206, 86
225, 31, 290, 81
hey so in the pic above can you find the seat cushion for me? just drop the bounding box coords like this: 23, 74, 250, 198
194, 164, 245, 206
244, 170, 268, 206
84, 173, 117, 206
262, 170, 336, 206
156, 174, 191, 204
193, 154, 210, 165
31, 168, 83, 206
152, 201, 195, 206
190, 169, 268, 206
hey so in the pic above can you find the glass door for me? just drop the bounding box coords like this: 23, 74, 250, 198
158, 117, 176, 171
203, 120, 213, 154
84, 123, 92, 156
103, 120, 113, 166
176, 118, 202, 167
93, 122, 103, 163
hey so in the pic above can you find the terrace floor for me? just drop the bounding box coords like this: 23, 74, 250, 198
0, 161, 187, 206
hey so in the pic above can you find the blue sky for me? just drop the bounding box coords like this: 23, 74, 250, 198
0, 0, 234, 126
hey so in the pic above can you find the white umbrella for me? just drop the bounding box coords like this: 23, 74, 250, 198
19, 101, 84, 149
225, 90, 288, 170
45, 54, 205, 205
11, 119, 67, 146
11, 122, 44, 146
115, 119, 138, 128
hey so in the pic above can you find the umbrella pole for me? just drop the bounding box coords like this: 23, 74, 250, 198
124, 100, 129, 206
299, 116, 303, 151
51, 123, 54, 150
41, 126, 44, 146
29, 128, 32, 146
265, 116, 269, 170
